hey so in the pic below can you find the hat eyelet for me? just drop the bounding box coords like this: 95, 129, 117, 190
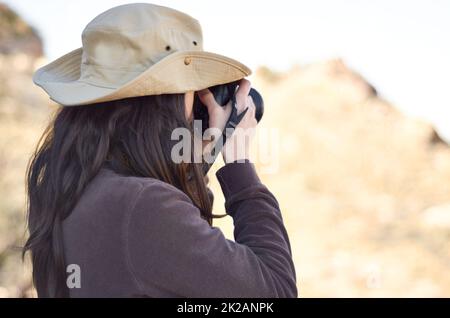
193, 41, 197, 46
165, 45, 171, 51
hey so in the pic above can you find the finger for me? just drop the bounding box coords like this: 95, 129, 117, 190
242, 96, 255, 116
235, 79, 251, 102
224, 100, 232, 113
197, 89, 219, 110
242, 106, 254, 121
245, 106, 257, 127
248, 104, 256, 120
235, 79, 251, 111
247, 97, 256, 119
236, 79, 251, 97
236, 96, 253, 117
246, 95, 255, 110
237, 106, 255, 128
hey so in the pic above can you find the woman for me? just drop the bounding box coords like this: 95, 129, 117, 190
24, 3, 297, 298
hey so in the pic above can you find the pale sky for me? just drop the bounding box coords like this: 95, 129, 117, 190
4, 0, 450, 141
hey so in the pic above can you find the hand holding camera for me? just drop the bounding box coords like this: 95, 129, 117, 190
196, 79, 262, 165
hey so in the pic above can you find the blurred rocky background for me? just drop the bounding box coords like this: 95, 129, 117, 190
0, 3, 50, 297
0, 3, 449, 297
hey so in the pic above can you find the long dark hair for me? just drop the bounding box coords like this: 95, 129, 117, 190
23, 94, 214, 297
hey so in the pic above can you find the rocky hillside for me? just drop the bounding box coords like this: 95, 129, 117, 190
0, 3, 43, 57
0, 4, 51, 297
218, 59, 450, 296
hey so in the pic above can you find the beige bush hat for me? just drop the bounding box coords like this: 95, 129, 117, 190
33, 3, 251, 106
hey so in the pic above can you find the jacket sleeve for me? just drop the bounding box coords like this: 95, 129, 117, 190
126, 162, 297, 298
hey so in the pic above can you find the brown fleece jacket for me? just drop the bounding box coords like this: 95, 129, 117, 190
62, 162, 297, 297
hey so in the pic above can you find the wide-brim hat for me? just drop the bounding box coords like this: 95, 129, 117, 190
33, 3, 251, 106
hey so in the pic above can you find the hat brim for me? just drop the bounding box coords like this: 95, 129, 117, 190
33, 48, 252, 106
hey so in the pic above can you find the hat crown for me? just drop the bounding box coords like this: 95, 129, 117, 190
80, 3, 203, 88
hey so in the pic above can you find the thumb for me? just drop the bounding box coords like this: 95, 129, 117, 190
197, 89, 218, 111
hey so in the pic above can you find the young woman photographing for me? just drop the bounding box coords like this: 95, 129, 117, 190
24, 3, 297, 298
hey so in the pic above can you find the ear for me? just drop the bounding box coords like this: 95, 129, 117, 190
184, 91, 194, 121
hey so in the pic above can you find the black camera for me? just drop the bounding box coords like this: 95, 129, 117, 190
192, 80, 264, 174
